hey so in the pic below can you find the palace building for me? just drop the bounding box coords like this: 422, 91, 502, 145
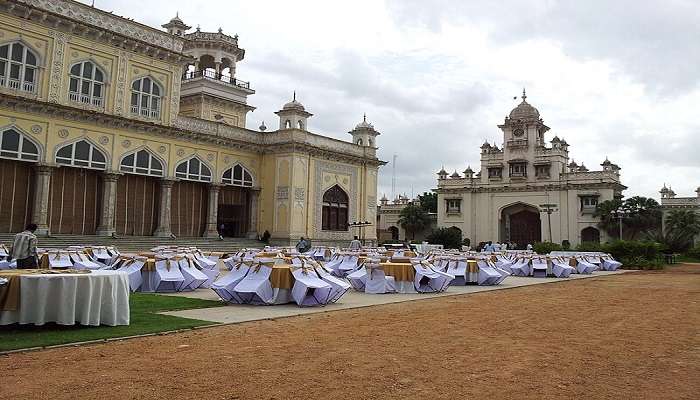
435, 91, 626, 247
0, 0, 384, 245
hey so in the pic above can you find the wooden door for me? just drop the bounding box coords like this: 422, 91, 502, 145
218, 186, 249, 237
0, 159, 34, 233
171, 180, 207, 237
115, 174, 160, 236
48, 167, 101, 234
509, 210, 541, 246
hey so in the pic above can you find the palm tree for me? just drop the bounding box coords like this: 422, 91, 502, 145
397, 204, 430, 241
665, 210, 700, 251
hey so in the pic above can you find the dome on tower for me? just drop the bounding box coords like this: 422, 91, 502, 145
283, 99, 305, 111
355, 114, 374, 130
509, 89, 540, 120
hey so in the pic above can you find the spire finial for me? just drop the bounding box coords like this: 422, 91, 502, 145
363, 113, 366, 122
522, 88, 527, 101
176, 11, 179, 18
293, 90, 296, 101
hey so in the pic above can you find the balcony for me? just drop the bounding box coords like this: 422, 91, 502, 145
182, 70, 251, 90
1, 76, 35, 93
130, 105, 160, 120
69, 92, 103, 108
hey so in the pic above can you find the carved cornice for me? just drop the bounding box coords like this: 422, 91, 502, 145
0, 94, 386, 166
435, 181, 626, 195
3, 0, 189, 61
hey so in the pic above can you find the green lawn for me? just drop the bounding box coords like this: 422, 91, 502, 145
0, 293, 224, 352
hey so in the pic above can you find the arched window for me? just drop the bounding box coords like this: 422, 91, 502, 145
322, 185, 349, 231
55, 139, 106, 169
222, 164, 253, 187
581, 227, 601, 243
130, 77, 162, 119
69, 61, 105, 107
357, 139, 363, 145
368, 138, 373, 146
297, 120, 304, 130
175, 157, 211, 182
0, 42, 38, 92
284, 120, 291, 129
0, 127, 39, 161
119, 149, 163, 177
388, 226, 399, 241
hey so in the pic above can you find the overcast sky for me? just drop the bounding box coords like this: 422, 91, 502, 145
90, 0, 699, 201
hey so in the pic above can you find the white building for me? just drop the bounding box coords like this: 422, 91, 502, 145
435, 91, 626, 247
659, 185, 700, 246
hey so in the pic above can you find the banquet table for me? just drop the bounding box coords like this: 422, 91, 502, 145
0, 269, 130, 326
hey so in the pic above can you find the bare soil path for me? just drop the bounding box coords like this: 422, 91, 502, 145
1, 264, 698, 400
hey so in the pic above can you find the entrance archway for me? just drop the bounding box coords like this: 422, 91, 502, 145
388, 226, 399, 241
500, 203, 541, 247
218, 186, 250, 238
581, 226, 601, 243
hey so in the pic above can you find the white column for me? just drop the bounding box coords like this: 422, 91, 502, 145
96, 172, 120, 236
154, 179, 175, 237
203, 184, 221, 238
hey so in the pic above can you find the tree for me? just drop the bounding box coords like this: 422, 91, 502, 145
664, 210, 700, 252
426, 227, 462, 249
397, 204, 430, 240
417, 191, 437, 213
594, 196, 661, 239
594, 198, 623, 238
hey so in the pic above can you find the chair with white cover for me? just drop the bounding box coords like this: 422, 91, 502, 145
211, 259, 251, 304
412, 260, 453, 292
0, 259, 16, 270
346, 266, 368, 291
476, 260, 502, 285
495, 255, 514, 274
574, 257, 597, 274
151, 256, 185, 292
178, 255, 209, 291
510, 258, 532, 277
69, 252, 102, 270
446, 258, 468, 285
337, 254, 361, 278
232, 259, 275, 304
601, 254, 622, 271
550, 257, 574, 278
193, 253, 219, 288
48, 251, 73, 269
291, 265, 332, 306
531, 257, 548, 278
91, 247, 112, 265
364, 261, 396, 294
486, 260, 509, 284
312, 263, 351, 303
115, 256, 145, 291
324, 253, 343, 276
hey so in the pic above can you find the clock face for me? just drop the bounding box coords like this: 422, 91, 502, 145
513, 128, 524, 137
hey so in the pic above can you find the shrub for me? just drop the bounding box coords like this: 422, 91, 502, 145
426, 227, 462, 249
601, 240, 663, 269
685, 244, 700, 260
462, 237, 471, 247
561, 240, 571, 250
576, 241, 602, 252
532, 241, 563, 254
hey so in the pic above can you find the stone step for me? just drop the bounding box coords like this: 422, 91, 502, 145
0, 234, 263, 253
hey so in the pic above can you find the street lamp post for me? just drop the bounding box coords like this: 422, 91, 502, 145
348, 221, 372, 246
612, 207, 630, 240
539, 203, 558, 242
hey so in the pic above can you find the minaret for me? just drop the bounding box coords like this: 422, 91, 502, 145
275, 92, 313, 130
162, 13, 190, 36
348, 114, 380, 147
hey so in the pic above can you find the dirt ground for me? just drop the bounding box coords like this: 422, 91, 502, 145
1, 264, 698, 400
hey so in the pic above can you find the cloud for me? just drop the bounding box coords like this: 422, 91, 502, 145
90, 0, 699, 200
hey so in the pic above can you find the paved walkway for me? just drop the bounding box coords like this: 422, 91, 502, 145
160, 270, 626, 323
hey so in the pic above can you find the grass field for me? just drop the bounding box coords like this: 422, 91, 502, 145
0, 293, 223, 352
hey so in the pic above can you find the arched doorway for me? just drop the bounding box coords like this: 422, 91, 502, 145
501, 203, 541, 247
219, 164, 254, 238
581, 226, 601, 243
388, 226, 399, 241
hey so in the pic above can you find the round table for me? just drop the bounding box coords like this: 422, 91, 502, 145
0, 270, 130, 326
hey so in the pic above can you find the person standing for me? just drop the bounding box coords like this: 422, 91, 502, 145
349, 236, 362, 250
9, 223, 39, 269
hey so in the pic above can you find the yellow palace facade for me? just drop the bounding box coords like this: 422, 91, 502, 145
0, 0, 384, 245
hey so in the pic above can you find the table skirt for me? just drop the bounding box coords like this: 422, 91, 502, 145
0, 271, 130, 326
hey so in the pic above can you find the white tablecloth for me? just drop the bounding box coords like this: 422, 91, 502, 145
0, 270, 130, 326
